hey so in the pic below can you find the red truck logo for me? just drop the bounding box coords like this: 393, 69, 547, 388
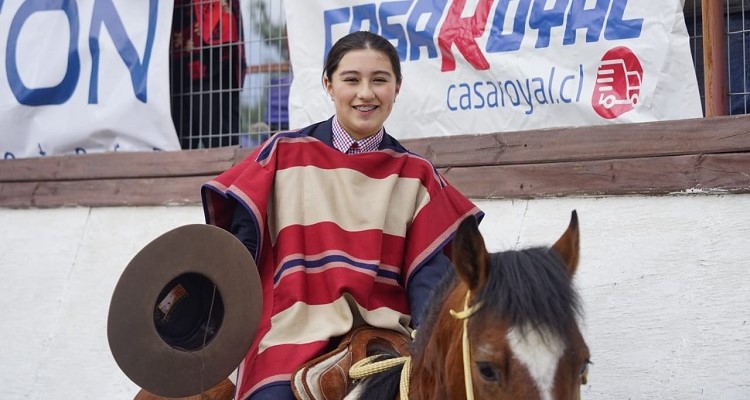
592, 47, 644, 119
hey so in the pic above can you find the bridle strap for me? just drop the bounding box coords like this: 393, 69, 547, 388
449, 290, 483, 400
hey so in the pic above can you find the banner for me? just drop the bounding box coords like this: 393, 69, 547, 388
285, 0, 703, 139
0, 0, 179, 159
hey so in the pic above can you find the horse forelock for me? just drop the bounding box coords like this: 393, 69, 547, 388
477, 246, 582, 341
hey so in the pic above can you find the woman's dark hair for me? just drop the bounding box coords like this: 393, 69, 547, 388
323, 31, 402, 85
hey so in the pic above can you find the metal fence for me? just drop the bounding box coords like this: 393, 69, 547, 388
170, 0, 289, 150
685, 0, 749, 115
172, 0, 749, 150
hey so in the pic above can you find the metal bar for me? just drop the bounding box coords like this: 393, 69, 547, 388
702, 0, 728, 116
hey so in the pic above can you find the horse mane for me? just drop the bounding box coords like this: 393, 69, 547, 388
413, 245, 581, 357
477, 246, 582, 339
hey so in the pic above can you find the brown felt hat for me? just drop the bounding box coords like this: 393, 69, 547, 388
108, 224, 262, 398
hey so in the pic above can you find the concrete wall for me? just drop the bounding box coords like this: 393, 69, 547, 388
1, 194, 748, 399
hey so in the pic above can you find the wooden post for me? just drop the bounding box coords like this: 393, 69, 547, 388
702, 0, 728, 116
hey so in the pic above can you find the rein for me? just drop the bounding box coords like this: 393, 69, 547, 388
348, 290, 482, 400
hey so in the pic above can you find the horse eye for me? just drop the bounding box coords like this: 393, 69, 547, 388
475, 362, 500, 383
580, 359, 592, 385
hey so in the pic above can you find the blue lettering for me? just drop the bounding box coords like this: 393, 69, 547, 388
486, 81, 499, 107
486, 0, 531, 53
447, 84, 457, 111
604, 0, 643, 40
528, 0, 568, 49
89, 0, 157, 104
379, 1, 411, 60
563, 0, 609, 45
459, 83, 471, 110
406, 0, 446, 60
472, 82, 485, 109
351, 4, 378, 33
7, 0, 80, 105
323, 7, 351, 61
531, 77, 548, 103
75, 147, 86, 154
548, 67, 556, 101
445, 65, 584, 115
517, 79, 533, 114
559, 73, 575, 102
5, 152, 15, 160
325, 0, 643, 64
504, 81, 521, 106
576, 64, 583, 101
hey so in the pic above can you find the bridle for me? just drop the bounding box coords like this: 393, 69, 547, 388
348, 290, 483, 400
449, 290, 483, 400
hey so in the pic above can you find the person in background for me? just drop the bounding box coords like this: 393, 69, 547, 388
170, 0, 245, 149
201, 31, 482, 400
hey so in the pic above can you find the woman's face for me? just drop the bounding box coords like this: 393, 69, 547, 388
324, 48, 400, 140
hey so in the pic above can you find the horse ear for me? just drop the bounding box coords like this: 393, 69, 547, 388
452, 216, 489, 291
551, 210, 580, 277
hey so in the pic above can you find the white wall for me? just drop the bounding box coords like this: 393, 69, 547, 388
0, 194, 748, 399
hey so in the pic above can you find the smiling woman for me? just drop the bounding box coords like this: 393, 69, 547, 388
200, 30, 482, 400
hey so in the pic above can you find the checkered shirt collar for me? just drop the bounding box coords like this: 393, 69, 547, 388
331, 116, 384, 154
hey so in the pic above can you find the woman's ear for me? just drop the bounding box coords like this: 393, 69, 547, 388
323, 76, 333, 98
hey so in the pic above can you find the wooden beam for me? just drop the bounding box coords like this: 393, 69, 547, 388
0, 147, 244, 182
403, 115, 750, 167
442, 153, 750, 199
0, 176, 208, 208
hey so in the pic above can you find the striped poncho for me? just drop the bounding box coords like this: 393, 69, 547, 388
202, 123, 481, 399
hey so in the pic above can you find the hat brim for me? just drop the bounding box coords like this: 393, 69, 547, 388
108, 224, 262, 398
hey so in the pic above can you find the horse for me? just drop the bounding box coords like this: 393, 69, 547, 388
348, 211, 590, 400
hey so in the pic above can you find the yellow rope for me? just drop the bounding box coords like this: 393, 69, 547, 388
399, 356, 412, 399
449, 291, 482, 400
349, 355, 413, 399
349, 355, 409, 379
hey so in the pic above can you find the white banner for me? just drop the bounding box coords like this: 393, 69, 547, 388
0, 0, 179, 159
285, 0, 702, 139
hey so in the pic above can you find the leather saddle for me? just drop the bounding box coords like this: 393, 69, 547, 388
291, 325, 411, 400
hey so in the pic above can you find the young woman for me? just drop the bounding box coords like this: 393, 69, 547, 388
202, 31, 482, 400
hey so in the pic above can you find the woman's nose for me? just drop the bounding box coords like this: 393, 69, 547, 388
357, 84, 375, 100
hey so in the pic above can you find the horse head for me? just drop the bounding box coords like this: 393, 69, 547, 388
445, 210, 589, 400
